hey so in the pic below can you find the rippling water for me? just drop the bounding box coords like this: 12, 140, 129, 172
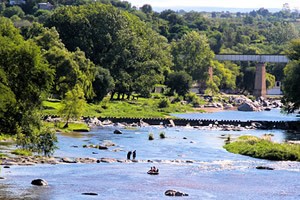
1, 111, 300, 199
172, 109, 299, 121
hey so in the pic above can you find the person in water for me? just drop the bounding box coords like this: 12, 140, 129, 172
149, 166, 158, 172
132, 150, 136, 160
127, 151, 132, 160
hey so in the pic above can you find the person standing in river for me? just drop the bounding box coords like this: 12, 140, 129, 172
127, 151, 132, 160
132, 150, 136, 160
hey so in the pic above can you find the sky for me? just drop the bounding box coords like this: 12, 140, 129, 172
126, 0, 300, 10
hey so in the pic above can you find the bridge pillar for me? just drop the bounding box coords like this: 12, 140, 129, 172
253, 63, 266, 98
208, 66, 213, 81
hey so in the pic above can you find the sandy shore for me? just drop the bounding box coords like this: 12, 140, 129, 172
194, 106, 237, 113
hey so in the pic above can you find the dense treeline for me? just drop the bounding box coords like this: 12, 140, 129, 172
0, 0, 300, 154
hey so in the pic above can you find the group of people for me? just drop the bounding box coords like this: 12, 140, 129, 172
127, 150, 136, 160
148, 166, 159, 173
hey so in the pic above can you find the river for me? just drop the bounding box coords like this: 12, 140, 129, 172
0, 110, 299, 199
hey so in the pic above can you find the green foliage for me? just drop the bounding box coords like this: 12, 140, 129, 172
11, 149, 32, 156
37, 127, 58, 156
282, 39, 300, 112
16, 125, 57, 156
46, 3, 172, 99
92, 67, 114, 102
165, 71, 192, 96
266, 73, 275, 89
0, 17, 54, 137
205, 79, 219, 96
212, 61, 240, 90
159, 131, 166, 139
59, 84, 87, 127
185, 92, 204, 107
3, 6, 25, 18
224, 136, 300, 161
158, 98, 170, 108
171, 31, 214, 82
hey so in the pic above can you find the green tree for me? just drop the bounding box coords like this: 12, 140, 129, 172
37, 127, 58, 156
92, 67, 115, 102
24, 23, 97, 100
3, 6, 25, 18
59, 84, 86, 128
47, 3, 171, 99
282, 39, 300, 112
165, 71, 192, 96
171, 31, 214, 83
0, 17, 54, 136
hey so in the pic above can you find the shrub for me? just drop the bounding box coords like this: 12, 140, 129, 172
224, 135, 300, 161
148, 133, 154, 140
159, 131, 166, 139
12, 149, 32, 156
158, 98, 170, 108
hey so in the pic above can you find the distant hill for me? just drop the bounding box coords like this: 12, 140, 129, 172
153, 6, 281, 13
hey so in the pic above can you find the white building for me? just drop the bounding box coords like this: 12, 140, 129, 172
267, 81, 283, 95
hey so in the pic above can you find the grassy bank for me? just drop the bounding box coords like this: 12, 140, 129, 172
224, 135, 300, 161
43, 122, 90, 133
42, 96, 197, 118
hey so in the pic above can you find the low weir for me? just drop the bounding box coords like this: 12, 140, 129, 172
97, 117, 300, 131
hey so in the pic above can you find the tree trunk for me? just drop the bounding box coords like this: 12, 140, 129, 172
110, 92, 115, 100
63, 121, 69, 128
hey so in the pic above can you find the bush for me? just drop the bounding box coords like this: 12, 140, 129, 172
158, 98, 170, 108
148, 133, 154, 140
159, 132, 166, 139
11, 149, 32, 156
224, 135, 300, 161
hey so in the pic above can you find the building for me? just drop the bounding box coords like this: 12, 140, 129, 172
267, 81, 283, 95
9, 0, 25, 5
38, 2, 54, 10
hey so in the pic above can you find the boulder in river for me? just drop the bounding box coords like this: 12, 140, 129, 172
82, 192, 98, 196
256, 166, 274, 170
165, 189, 189, 196
238, 102, 259, 111
31, 179, 48, 186
113, 129, 122, 134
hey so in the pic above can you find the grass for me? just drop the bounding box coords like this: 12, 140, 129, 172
43, 121, 90, 133
0, 134, 16, 141
224, 135, 300, 161
42, 96, 195, 118
11, 149, 33, 156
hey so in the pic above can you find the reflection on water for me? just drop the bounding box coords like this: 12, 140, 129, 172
1, 111, 300, 199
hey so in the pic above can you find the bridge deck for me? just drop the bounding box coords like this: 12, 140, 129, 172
215, 54, 289, 63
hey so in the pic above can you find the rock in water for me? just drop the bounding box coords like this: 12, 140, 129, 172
113, 129, 122, 134
82, 192, 98, 196
31, 179, 48, 186
165, 189, 188, 196
256, 166, 274, 170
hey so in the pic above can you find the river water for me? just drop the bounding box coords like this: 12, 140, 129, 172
1, 110, 300, 200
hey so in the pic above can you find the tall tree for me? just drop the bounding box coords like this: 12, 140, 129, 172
171, 31, 214, 83
47, 3, 171, 99
0, 17, 54, 137
282, 39, 300, 112
59, 84, 86, 128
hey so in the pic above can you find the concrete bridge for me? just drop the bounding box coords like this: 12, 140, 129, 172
214, 54, 289, 97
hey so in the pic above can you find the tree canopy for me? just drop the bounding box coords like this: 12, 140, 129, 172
282, 39, 300, 112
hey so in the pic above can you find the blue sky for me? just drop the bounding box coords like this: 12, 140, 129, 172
126, 0, 299, 9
